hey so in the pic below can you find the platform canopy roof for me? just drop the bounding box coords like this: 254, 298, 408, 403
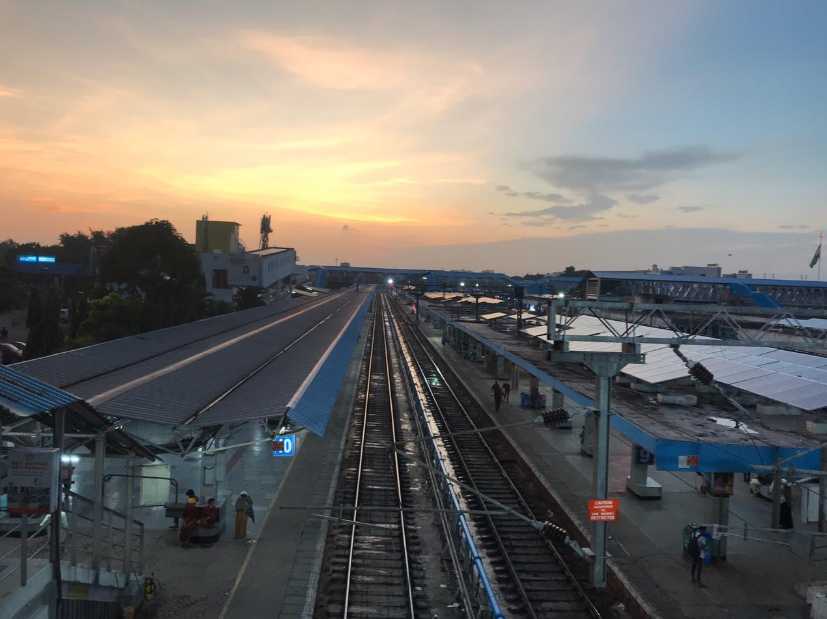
480, 312, 508, 321
521, 315, 827, 411
0, 365, 155, 458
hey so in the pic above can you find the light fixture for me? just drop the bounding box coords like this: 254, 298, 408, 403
387, 278, 394, 285
61, 454, 80, 464
459, 281, 465, 287
557, 292, 566, 299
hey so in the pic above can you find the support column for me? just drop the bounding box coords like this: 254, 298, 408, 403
496, 354, 505, 378
124, 455, 134, 580
92, 432, 105, 583
551, 389, 564, 412
715, 496, 730, 560
820, 447, 826, 533
771, 459, 782, 529
529, 375, 540, 409
50, 409, 66, 619
592, 375, 611, 589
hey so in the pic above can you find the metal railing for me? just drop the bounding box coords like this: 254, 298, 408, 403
61, 490, 144, 578
0, 491, 144, 591
0, 513, 53, 587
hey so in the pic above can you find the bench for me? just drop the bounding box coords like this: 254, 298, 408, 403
165, 496, 228, 544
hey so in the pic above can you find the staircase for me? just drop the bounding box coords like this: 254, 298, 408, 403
0, 491, 145, 619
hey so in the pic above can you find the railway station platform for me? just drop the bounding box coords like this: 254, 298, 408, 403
2, 288, 375, 618
415, 311, 827, 619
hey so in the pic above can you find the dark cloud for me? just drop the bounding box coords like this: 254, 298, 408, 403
520, 219, 556, 227
521, 191, 572, 204
505, 193, 616, 221
676, 206, 704, 213
528, 146, 739, 193
778, 224, 810, 230
342, 224, 356, 232
495, 183, 571, 203
626, 193, 659, 204
616, 213, 638, 219
569, 224, 588, 230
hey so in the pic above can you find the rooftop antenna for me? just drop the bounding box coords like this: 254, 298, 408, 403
259, 214, 273, 250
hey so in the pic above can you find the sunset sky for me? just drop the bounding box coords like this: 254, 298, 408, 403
1, 1, 826, 274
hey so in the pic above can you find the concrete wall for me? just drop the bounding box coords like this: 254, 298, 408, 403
201, 249, 297, 303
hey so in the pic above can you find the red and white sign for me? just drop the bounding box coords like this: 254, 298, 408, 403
588, 499, 619, 522
678, 455, 700, 469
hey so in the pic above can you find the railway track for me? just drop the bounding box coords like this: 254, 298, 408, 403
318, 296, 420, 617
387, 296, 600, 619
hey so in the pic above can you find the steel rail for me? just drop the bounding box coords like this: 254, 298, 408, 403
392, 298, 601, 618
381, 299, 416, 619
341, 306, 378, 617
392, 305, 538, 619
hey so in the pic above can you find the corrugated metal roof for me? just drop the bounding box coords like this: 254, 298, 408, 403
0, 365, 155, 458
522, 314, 827, 410
0, 365, 80, 415
93, 292, 370, 426
13, 297, 316, 388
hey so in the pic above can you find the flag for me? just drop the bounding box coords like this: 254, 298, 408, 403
810, 242, 822, 269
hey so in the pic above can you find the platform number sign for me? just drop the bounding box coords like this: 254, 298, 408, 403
273, 434, 296, 457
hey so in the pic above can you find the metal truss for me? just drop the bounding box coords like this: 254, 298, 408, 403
549, 300, 827, 351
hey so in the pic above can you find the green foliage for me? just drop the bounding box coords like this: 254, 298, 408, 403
234, 287, 264, 310
26, 288, 42, 329
563, 265, 577, 275
25, 287, 63, 359
79, 293, 144, 342
204, 299, 234, 317
101, 219, 206, 330
0, 266, 20, 312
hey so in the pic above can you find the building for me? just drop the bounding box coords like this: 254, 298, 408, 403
197, 218, 297, 304
665, 263, 722, 278
195, 217, 241, 253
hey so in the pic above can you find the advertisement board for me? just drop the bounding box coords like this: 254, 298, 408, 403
7, 448, 60, 516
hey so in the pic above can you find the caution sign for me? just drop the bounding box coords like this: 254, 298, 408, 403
588, 499, 619, 522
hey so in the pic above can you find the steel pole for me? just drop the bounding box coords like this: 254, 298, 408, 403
593, 373, 611, 588
124, 455, 134, 579
51, 408, 65, 619
820, 447, 827, 533
547, 299, 557, 343
771, 461, 782, 529
92, 432, 105, 582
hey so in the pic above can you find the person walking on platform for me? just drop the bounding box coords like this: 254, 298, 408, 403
491, 381, 503, 412
689, 526, 708, 586
234, 491, 255, 539
501, 381, 511, 403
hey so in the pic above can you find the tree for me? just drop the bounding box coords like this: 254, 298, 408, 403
0, 266, 20, 313
100, 220, 206, 331
26, 288, 42, 330
563, 265, 577, 275
234, 287, 264, 310
79, 293, 144, 342
25, 287, 63, 359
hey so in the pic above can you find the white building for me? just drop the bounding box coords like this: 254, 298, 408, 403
196, 218, 297, 304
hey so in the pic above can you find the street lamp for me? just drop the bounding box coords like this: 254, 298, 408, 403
471, 281, 482, 322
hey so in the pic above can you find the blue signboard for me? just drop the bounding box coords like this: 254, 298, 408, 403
272, 434, 296, 457
17, 255, 56, 264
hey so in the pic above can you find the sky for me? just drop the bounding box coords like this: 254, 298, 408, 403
1, 1, 825, 276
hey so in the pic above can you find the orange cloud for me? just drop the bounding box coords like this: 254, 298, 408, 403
0, 85, 21, 98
